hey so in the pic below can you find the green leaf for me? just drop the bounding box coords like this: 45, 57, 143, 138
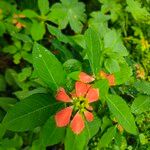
94, 79, 109, 101
64, 127, 87, 150
12, 33, 32, 43
52, 39, 73, 60
104, 29, 128, 56
106, 95, 138, 135
31, 21, 46, 41
48, 0, 86, 33
3, 94, 62, 131
33, 43, 66, 90
38, 0, 49, 15
18, 67, 32, 82
41, 116, 65, 146
88, 12, 110, 38
98, 126, 117, 148
0, 97, 17, 111
63, 59, 82, 73
134, 80, 150, 95
114, 62, 132, 85
84, 28, 102, 75
85, 115, 101, 139
0, 134, 23, 149
47, 24, 72, 44
22, 9, 38, 18
126, 0, 150, 24
105, 58, 120, 73
131, 95, 150, 114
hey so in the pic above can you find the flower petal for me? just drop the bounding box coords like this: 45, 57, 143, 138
86, 87, 99, 103
55, 107, 72, 127
75, 81, 91, 97
55, 88, 71, 102
75, 81, 90, 97
84, 111, 94, 122
70, 112, 85, 134
79, 72, 95, 83
107, 74, 115, 86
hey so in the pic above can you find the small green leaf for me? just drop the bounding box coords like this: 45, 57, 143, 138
134, 80, 150, 95
64, 127, 87, 150
41, 116, 65, 146
38, 0, 49, 15
106, 95, 138, 135
3, 94, 62, 131
31, 21, 46, 41
98, 126, 116, 148
33, 43, 66, 90
105, 58, 120, 73
131, 95, 150, 114
84, 28, 102, 75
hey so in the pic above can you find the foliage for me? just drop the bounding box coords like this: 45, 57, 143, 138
0, 0, 149, 149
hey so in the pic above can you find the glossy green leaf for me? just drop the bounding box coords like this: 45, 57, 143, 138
33, 43, 66, 90
3, 94, 62, 131
31, 21, 45, 41
131, 95, 150, 114
84, 28, 102, 75
38, 0, 49, 15
98, 126, 116, 148
41, 116, 65, 146
106, 95, 138, 135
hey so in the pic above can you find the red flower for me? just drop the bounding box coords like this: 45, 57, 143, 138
99, 71, 115, 86
55, 81, 99, 134
79, 72, 95, 83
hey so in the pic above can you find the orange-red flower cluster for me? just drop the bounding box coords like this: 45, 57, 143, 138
55, 72, 99, 134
